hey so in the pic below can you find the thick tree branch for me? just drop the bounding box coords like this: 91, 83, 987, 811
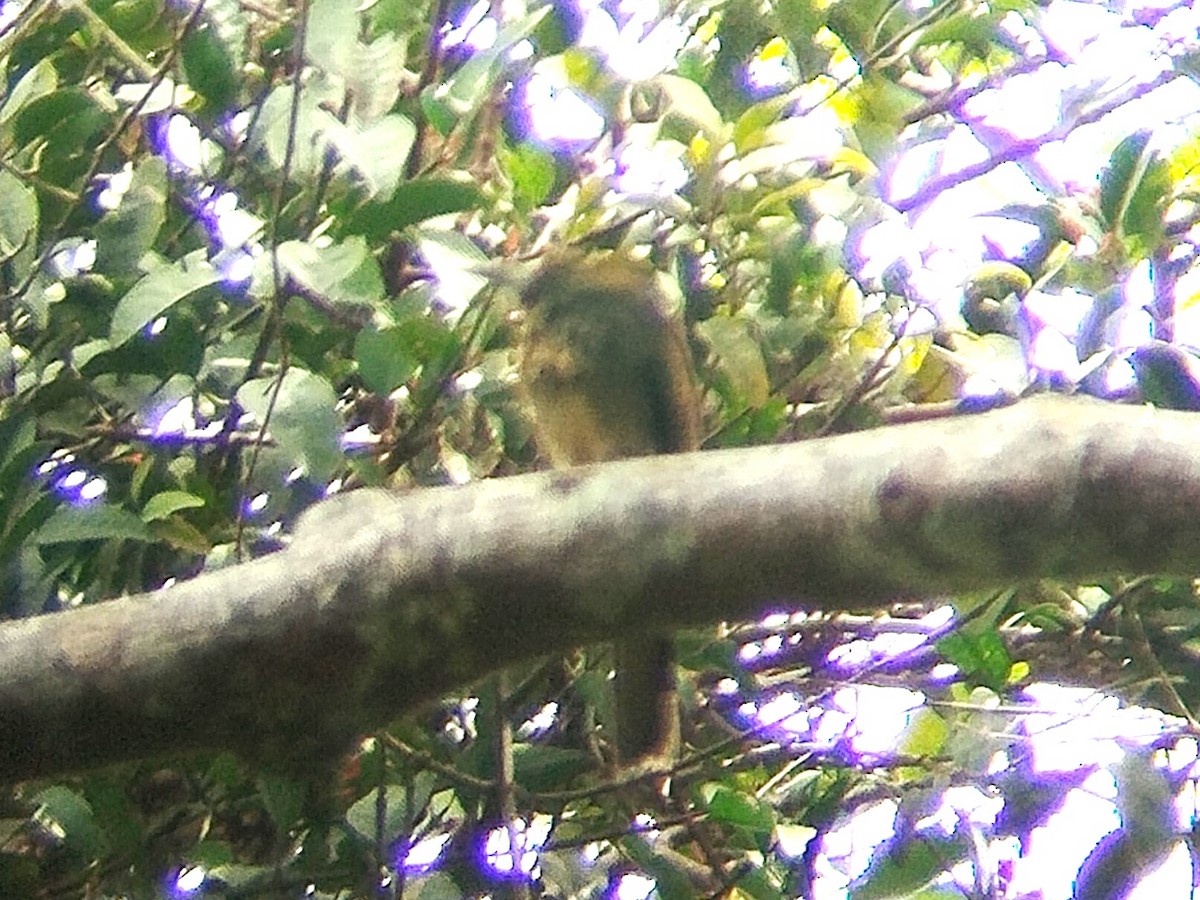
3, 396, 1200, 781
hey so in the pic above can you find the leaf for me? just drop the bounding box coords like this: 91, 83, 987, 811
36, 504, 155, 544
851, 833, 964, 900
304, 0, 361, 76
499, 143, 556, 213
437, 7, 550, 115
108, 251, 221, 347
277, 237, 386, 311
512, 744, 592, 791
914, 10, 1005, 58
733, 91, 796, 153
11, 88, 107, 151
895, 707, 948, 758
257, 775, 306, 831
345, 775, 436, 842
937, 629, 1011, 691
700, 783, 776, 835
344, 175, 485, 240
0, 169, 38, 283
654, 73, 724, 141
32, 786, 105, 857
149, 516, 212, 554
325, 114, 416, 199
695, 316, 770, 413
236, 369, 344, 480
249, 83, 342, 179
1100, 130, 1153, 231
0, 57, 57, 141
94, 156, 168, 274
181, 19, 239, 114
141, 490, 205, 522
354, 318, 457, 394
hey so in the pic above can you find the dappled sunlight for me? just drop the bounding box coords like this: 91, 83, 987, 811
9, 0, 1200, 895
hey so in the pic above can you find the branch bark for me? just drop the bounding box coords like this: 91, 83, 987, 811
3, 396, 1199, 781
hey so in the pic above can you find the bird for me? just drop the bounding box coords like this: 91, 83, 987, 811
518, 251, 702, 768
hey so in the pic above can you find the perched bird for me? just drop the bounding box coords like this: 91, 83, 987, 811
519, 252, 702, 767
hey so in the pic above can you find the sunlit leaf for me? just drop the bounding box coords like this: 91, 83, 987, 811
700, 783, 776, 835
695, 316, 770, 413
937, 629, 1011, 691
500, 143, 557, 213
141, 490, 205, 522
94, 156, 167, 274
851, 833, 965, 900
655, 73, 724, 141
237, 369, 344, 480
895, 708, 948, 759
277, 237, 386, 310
109, 251, 221, 347
326, 114, 416, 199
0, 169, 37, 283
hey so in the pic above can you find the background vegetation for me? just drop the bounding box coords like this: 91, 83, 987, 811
3, 0, 1200, 896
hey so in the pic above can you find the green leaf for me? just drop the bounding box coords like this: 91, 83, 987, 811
277, 237, 385, 310
327, 114, 415, 199
108, 251, 221, 347
437, 7, 550, 115
0, 169, 38, 283
895, 707, 948, 758
249, 83, 342, 178
11, 88, 108, 151
150, 516, 211, 554
695, 315, 770, 413
700, 783, 776, 835
654, 73, 724, 141
1098, 129, 1170, 252
32, 786, 105, 857
499, 143, 556, 213
36, 504, 155, 544
344, 175, 485, 240
82, 777, 142, 856
141, 490, 205, 522
733, 92, 797, 154
354, 318, 457, 394
914, 10, 1005, 58
937, 629, 1011, 691
94, 156, 168, 274
512, 744, 592, 791
1100, 130, 1153, 230
181, 19, 239, 114
0, 57, 58, 142
236, 369, 344, 480
188, 840, 234, 868
257, 775, 306, 831
851, 73, 924, 165
345, 775, 436, 842
304, 0, 361, 76
852, 833, 964, 900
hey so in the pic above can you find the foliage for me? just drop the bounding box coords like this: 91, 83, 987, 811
3, 0, 1200, 897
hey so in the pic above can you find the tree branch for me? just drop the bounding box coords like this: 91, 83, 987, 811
3, 396, 1200, 781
